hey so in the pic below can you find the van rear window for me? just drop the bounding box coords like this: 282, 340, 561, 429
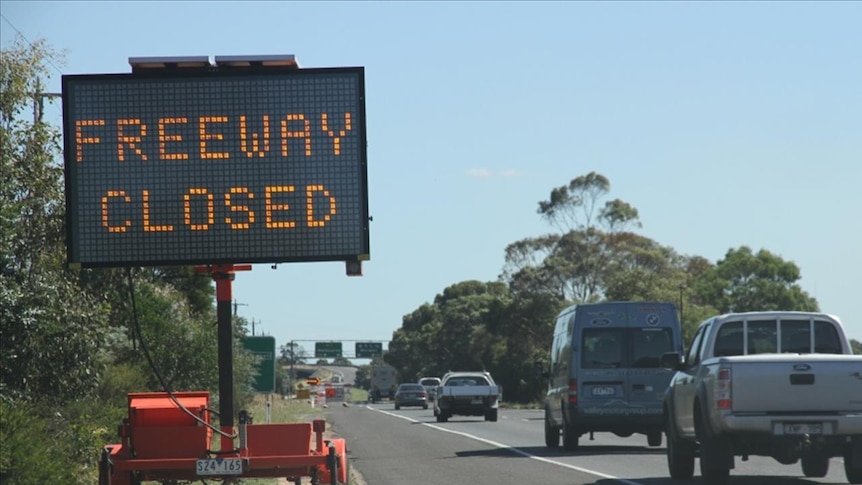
582, 328, 674, 369
631, 328, 674, 367
583, 329, 624, 368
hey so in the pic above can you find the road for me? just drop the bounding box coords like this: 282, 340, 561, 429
326, 403, 851, 485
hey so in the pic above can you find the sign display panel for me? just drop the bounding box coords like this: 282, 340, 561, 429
314, 341, 342, 358
355, 341, 383, 358
62, 67, 368, 267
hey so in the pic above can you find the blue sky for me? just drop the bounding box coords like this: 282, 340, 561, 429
2, 1, 860, 356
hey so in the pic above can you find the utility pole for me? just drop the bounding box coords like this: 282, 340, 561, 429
679, 284, 686, 325
32, 79, 61, 124
290, 340, 295, 399
233, 299, 248, 316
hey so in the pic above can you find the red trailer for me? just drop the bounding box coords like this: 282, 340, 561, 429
99, 391, 348, 485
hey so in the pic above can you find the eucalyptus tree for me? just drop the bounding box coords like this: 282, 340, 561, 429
503, 171, 642, 304
692, 246, 818, 314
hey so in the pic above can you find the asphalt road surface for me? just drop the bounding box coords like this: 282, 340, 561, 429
326, 403, 852, 485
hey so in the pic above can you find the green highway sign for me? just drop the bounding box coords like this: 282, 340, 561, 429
355, 341, 383, 358
315, 341, 343, 358
241, 336, 276, 393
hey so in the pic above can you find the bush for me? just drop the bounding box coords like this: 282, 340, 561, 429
0, 398, 80, 485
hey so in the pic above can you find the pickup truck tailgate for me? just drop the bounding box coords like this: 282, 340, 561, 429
729, 354, 862, 413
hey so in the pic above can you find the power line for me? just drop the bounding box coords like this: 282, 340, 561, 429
1, 13, 64, 75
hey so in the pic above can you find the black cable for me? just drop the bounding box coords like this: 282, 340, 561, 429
0, 14, 65, 76
124, 267, 237, 443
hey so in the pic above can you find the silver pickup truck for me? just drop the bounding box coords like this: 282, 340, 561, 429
434, 371, 501, 422
661, 311, 862, 485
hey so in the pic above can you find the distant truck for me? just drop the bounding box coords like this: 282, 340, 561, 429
662, 311, 862, 484
434, 371, 501, 422
370, 364, 397, 401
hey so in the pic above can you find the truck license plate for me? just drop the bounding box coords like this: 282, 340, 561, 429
783, 423, 823, 435
592, 386, 615, 396
196, 458, 243, 475
471, 398, 484, 404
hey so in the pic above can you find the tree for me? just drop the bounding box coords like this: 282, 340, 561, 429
150, 266, 214, 316
354, 364, 371, 390
331, 356, 353, 366
0, 35, 116, 485
386, 280, 554, 403
692, 246, 818, 314
537, 171, 610, 233
851, 339, 862, 355
279, 341, 308, 365
116, 278, 219, 392
0, 36, 110, 405
503, 172, 643, 303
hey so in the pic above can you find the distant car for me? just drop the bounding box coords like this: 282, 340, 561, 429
394, 383, 428, 410
419, 377, 442, 402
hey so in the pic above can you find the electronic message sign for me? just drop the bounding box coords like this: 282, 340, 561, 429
61, 66, 368, 267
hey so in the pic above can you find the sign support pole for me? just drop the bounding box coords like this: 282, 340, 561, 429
202, 263, 252, 452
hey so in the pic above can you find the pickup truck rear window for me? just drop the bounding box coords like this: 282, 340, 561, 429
714, 319, 843, 356
445, 377, 489, 386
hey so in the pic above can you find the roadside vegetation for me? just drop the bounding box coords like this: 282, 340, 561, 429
1, 37, 260, 484
2, 36, 859, 484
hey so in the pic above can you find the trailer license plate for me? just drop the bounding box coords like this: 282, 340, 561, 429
592, 386, 615, 396
196, 458, 243, 475
783, 423, 823, 435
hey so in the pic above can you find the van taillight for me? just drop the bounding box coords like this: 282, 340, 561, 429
715, 367, 732, 409
568, 378, 578, 404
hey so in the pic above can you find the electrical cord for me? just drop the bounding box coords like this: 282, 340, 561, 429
125, 267, 238, 443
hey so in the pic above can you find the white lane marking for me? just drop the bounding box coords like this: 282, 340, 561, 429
366, 406, 644, 485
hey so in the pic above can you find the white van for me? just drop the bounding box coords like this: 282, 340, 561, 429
541, 301, 683, 450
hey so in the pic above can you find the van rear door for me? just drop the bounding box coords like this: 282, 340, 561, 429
577, 304, 629, 414
626, 303, 679, 413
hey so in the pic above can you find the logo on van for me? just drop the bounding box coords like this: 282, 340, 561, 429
646, 313, 660, 326
591, 318, 612, 326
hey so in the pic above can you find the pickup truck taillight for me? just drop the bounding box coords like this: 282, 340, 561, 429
568, 378, 578, 404
715, 367, 732, 409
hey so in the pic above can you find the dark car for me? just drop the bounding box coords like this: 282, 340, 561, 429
394, 383, 428, 410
